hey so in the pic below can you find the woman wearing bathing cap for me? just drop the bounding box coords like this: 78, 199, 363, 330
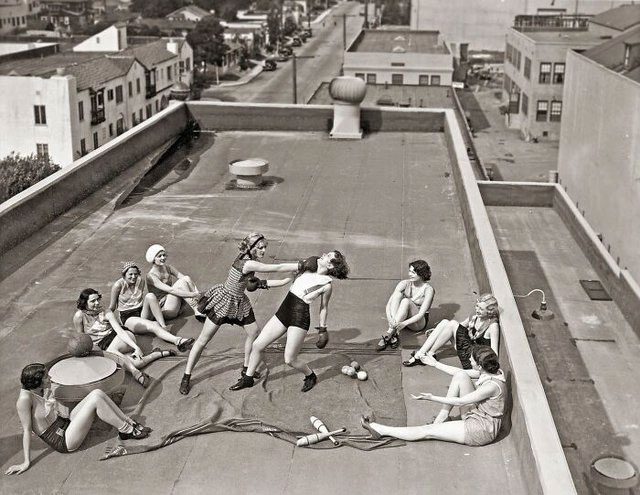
145, 244, 204, 322
109, 261, 195, 353
179, 232, 299, 395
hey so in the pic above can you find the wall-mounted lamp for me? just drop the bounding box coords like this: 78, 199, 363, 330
515, 289, 555, 321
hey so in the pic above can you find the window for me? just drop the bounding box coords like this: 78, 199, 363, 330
186, 58, 191, 70
390, 62, 405, 67
391, 73, 403, 84
521, 92, 528, 116
128, 81, 133, 97
536, 100, 548, 121
419, 75, 429, 85
93, 131, 99, 149
504, 73, 512, 93
132, 112, 136, 126
553, 63, 565, 84
138, 109, 143, 121
80, 138, 87, 155
36, 143, 49, 158
355, 73, 365, 80
155, 100, 159, 112
107, 89, 114, 101
136, 78, 141, 94
366, 73, 376, 84
509, 89, 520, 114
109, 123, 114, 137
539, 62, 551, 83
78, 101, 84, 121
115, 85, 123, 103
116, 117, 124, 135
524, 57, 531, 79
146, 104, 152, 119
506, 43, 512, 64
167, 66, 172, 81
550, 101, 562, 122
34, 105, 46, 125
515, 50, 521, 71
179, 60, 185, 74
430, 75, 441, 86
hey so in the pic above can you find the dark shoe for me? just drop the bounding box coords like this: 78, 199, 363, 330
177, 338, 195, 353
241, 368, 261, 380
376, 335, 391, 352
390, 334, 400, 349
315, 330, 329, 349
119, 427, 150, 441
152, 347, 176, 358
301, 372, 317, 392
195, 314, 207, 323
131, 420, 152, 434
230, 375, 255, 391
136, 372, 151, 388
402, 351, 426, 367
360, 415, 382, 440
179, 374, 191, 395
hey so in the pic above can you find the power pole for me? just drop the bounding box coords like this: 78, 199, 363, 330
364, 0, 369, 29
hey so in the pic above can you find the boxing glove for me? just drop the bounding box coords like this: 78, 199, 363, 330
246, 277, 268, 292
297, 256, 319, 274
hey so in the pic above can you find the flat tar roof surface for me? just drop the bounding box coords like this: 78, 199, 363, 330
349, 30, 448, 54
517, 29, 603, 44
0, 131, 526, 494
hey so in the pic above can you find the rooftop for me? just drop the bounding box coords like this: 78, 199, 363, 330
165, 4, 210, 19
590, 4, 640, 32
348, 29, 448, 54
582, 25, 640, 83
515, 28, 603, 45
0, 50, 101, 77
118, 39, 177, 67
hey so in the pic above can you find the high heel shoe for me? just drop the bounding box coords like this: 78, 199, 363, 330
360, 415, 382, 440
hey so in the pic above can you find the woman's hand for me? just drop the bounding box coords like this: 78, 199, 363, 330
394, 321, 407, 331
410, 392, 433, 401
131, 347, 143, 361
422, 354, 438, 367
5, 461, 30, 475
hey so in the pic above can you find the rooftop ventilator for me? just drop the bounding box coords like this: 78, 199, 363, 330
329, 76, 367, 139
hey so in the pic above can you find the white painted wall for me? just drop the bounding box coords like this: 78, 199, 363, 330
0, 0, 32, 34
558, 50, 640, 280
344, 51, 453, 85
73, 24, 127, 52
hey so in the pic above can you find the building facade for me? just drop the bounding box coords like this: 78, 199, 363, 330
1, 0, 39, 34
503, 15, 603, 141
343, 29, 453, 86
557, 26, 640, 281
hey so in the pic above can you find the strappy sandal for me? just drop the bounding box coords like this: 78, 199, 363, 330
136, 372, 151, 388
360, 415, 382, 440
177, 338, 195, 353
390, 334, 400, 349
376, 335, 391, 352
119, 427, 150, 441
403, 351, 426, 367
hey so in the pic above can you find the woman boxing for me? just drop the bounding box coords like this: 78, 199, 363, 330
230, 250, 350, 393
5, 363, 150, 475
179, 233, 298, 395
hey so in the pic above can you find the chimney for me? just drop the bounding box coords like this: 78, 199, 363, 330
166, 38, 179, 55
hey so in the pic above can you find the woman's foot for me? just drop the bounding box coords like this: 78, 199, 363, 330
376, 334, 391, 352
179, 374, 191, 395
119, 427, 150, 441
389, 334, 400, 349
152, 347, 176, 358
360, 415, 382, 440
130, 420, 152, 434
241, 367, 261, 380
301, 371, 317, 392
177, 338, 195, 353
402, 351, 426, 367
229, 374, 254, 391
136, 372, 151, 388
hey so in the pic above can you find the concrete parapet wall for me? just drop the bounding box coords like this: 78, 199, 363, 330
478, 181, 555, 207
553, 186, 640, 334
443, 109, 576, 495
0, 103, 189, 255
185, 101, 445, 133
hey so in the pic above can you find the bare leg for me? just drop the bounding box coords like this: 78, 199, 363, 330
284, 326, 311, 376
162, 277, 199, 319
415, 319, 458, 358
433, 370, 476, 423
405, 302, 427, 332
246, 316, 287, 377
184, 319, 220, 375
367, 420, 467, 444
242, 322, 260, 368
125, 316, 180, 345
141, 292, 167, 327
65, 390, 131, 451
108, 332, 166, 368
385, 298, 411, 337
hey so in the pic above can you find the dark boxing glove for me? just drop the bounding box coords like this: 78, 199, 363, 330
315, 326, 329, 349
246, 277, 268, 292
298, 256, 319, 274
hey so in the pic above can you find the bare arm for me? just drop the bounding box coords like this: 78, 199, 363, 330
422, 354, 481, 378
103, 310, 141, 354
266, 277, 293, 288
108, 280, 122, 313
398, 286, 435, 328
5, 395, 33, 475
73, 311, 85, 334
243, 260, 299, 274
317, 285, 333, 327
303, 282, 332, 305
146, 272, 198, 299
386, 281, 406, 323
412, 381, 499, 406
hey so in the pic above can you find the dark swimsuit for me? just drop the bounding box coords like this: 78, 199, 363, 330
455, 315, 497, 369
38, 416, 71, 453
275, 292, 311, 331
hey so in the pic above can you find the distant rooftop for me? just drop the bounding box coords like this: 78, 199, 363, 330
590, 4, 640, 32
348, 29, 448, 54
165, 5, 210, 19
516, 27, 603, 45
118, 39, 178, 66
513, 14, 591, 32
582, 24, 640, 83
0, 51, 99, 77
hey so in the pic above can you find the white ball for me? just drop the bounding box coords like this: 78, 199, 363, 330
346, 366, 357, 377
341, 365, 350, 375
357, 370, 368, 381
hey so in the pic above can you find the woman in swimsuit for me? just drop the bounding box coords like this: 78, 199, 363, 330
361, 345, 507, 446
109, 262, 195, 353
403, 293, 500, 369
145, 244, 204, 321
5, 363, 150, 475
377, 260, 434, 352
73, 288, 170, 387
230, 251, 350, 393
179, 233, 298, 395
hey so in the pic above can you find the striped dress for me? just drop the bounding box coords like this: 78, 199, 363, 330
197, 259, 256, 326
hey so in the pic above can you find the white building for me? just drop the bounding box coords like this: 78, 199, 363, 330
0, 0, 38, 34
343, 29, 453, 86
165, 4, 210, 22
0, 26, 193, 166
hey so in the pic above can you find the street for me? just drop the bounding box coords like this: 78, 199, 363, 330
202, 1, 364, 104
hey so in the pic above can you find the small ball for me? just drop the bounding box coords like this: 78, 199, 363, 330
67, 333, 93, 357
357, 370, 368, 381
346, 366, 357, 377
341, 365, 350, 375
350, 361, 360, 371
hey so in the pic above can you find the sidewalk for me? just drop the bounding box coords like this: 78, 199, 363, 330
217, 64, 264, 88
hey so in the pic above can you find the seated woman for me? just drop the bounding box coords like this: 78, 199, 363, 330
145, 244, 204, 321
73, 288, 170, 387
377, 260, 434, 352
5, 363, 150, 475
230, 251, 350, 393
109, 261, 194, 353
403, 293, 500, 369
361, 345, 507, 446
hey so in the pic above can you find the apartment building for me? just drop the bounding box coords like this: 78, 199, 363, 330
38, 0, 96, 30
344, 29, 453, 86
503, 14, 603, 140
0, 26, 193, 166
1, 0, 39, 34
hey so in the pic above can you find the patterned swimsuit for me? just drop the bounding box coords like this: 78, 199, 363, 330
197, 259, 256, 326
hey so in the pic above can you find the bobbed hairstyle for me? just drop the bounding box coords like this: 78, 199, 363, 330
410, 259, 431, 281
238, 232, 266, 259
327, 250, 350, 279
77, 288, 100, 310
471, 345, 500, 374
21, 363, 47, 390
476, 293, 500, 319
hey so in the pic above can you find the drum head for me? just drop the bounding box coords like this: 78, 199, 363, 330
49, 356, 117, 386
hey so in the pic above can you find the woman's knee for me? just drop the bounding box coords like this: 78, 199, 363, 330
144, 292, 158, 304
452, 370, 471, 384
87, 388, 107, 402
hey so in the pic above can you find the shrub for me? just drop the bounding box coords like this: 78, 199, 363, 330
0, 153, 60, 204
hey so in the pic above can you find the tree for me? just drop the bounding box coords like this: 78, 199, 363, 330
266, 8, 280, 46
0, 153, 60, 204
283, 15, 297, 37
130, 0, 186, 17
186, 15, 226, 67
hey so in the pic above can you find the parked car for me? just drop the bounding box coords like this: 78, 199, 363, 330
264, 59, 277, 71
291, 36, 302, 47
302, 28, 312, 38
280, 46, 293, 57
